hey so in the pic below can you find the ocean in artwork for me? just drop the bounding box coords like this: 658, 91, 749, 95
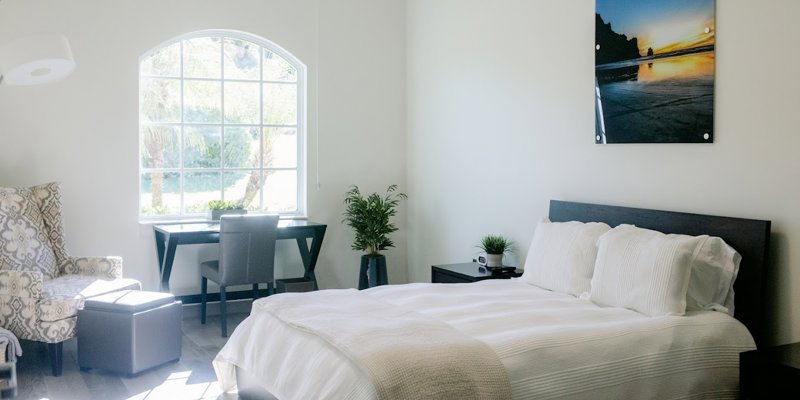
595, 0, 715, 143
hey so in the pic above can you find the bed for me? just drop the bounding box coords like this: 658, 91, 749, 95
213, 200, 772, 399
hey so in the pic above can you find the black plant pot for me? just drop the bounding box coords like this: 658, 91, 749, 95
358, 255, 388, 290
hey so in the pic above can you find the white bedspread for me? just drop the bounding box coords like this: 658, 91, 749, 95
214, 279, 755, 399
219, 288, 511, 400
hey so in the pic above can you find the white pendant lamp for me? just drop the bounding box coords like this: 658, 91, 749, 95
0, 34, 76, 86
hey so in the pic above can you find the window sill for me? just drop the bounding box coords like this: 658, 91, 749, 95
138, 214, 308, 226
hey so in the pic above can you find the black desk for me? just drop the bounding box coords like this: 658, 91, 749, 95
153, 220, 327, 295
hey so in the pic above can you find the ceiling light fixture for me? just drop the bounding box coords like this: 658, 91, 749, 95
0, 34, 76, 86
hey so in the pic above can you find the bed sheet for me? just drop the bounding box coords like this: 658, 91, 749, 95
215, 279, 755, 399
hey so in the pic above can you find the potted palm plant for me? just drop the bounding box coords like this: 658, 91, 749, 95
206, 200, 246, 221
343, 185, 407, 289
477, 234, 513, 268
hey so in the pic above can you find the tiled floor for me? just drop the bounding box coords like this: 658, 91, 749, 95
13, 311, 253, 400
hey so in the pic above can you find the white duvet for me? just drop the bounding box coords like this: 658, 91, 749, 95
214, 279, 755, 399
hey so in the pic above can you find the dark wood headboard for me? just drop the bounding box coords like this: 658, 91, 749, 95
549, 200, 772, 347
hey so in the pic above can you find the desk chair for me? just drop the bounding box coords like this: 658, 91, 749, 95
200, 214, 279, 337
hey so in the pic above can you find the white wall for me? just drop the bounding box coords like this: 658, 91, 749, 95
0, 0, 407, 294
407, 0, 800, 345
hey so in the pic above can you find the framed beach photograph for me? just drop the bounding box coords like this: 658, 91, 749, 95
595, 0, 716, 144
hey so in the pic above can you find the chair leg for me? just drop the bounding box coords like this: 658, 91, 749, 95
48, 342, 63, 377
220, 286, 227, 337
200, 277, 208, 324
252, 283, 259, 300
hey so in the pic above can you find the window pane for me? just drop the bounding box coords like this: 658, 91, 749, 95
140, 78, 180, 123
141, 172, 180, 216
184, 80, 222, 123
224, 39, 260, 80
224, 82, 260, 124
224, 127, 259, 168
184, 126, 221, 168
223, 171, 260, 210
183, 172, 221, 214
141, 126, 180, 168
140, 33, 304, 219
183, 37, 221, 79
263, 83, 297, 125
262, 170, 297, 212
263, 51, 297, 82
141, 42, 180, 77
264, 128, 297, 168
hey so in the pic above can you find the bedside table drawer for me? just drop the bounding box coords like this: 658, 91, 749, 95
431, 269, 472, 284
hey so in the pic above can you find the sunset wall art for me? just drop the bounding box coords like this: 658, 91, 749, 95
595, 0, 716, 144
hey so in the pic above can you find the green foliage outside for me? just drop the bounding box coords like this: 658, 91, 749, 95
343, 185, 407, 256
140, 204, 170, 216
140, 172, 226, 193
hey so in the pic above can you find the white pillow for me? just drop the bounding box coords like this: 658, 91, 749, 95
685, 236, 741, 316
590, 225, 708, 316
521, 219, 611, 296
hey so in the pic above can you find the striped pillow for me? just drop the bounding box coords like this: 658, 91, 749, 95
522, 219, 611, 296
590, 225, 708, 316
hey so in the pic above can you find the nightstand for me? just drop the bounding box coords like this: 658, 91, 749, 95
431, 262, 522, 284
740, 342, 800, 398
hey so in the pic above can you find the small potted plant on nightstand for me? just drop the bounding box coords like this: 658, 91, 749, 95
206, 200, 246, 221
477, 234, 513, 268
343, 184, 407, 289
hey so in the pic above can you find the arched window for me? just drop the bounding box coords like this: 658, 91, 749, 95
139, 30, 305, 219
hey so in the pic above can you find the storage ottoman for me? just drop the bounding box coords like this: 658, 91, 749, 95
77, 290, 182, 375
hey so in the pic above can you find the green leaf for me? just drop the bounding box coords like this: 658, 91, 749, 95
477, 234, 514, 255
342, 185, 406, 256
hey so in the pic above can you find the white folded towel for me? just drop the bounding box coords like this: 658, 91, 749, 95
0, 328, 22, 363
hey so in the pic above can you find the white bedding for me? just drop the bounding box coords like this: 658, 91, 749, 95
214, 279, 755, 399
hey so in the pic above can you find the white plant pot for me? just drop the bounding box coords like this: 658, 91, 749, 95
486, 253, 503, 268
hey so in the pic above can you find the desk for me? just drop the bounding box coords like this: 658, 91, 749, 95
153, 220, 327, 293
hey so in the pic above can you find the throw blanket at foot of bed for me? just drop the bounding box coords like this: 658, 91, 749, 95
214, 288, 512, 400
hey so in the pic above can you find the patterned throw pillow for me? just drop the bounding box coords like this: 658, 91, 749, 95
0, 185, 58, 279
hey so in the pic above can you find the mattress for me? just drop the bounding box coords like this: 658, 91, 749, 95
214, 279, 755, 399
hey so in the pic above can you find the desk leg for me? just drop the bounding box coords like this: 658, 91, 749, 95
296, 238, 313, 288
160, 238, 178, 292
154, 230, 166, 275
302, 227, 326, 290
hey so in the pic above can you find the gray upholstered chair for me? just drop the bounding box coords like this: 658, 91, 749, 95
200, 214, 279, 337
0, 182, 141, 376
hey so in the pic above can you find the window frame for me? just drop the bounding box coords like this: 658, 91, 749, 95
138, 29, 307, 221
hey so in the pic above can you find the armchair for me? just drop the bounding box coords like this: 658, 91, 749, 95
0, 182, 140, 376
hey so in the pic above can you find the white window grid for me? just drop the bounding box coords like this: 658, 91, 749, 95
138, 30, 307, 220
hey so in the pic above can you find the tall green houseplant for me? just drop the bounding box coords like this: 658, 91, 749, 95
343, 185, 407, 289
